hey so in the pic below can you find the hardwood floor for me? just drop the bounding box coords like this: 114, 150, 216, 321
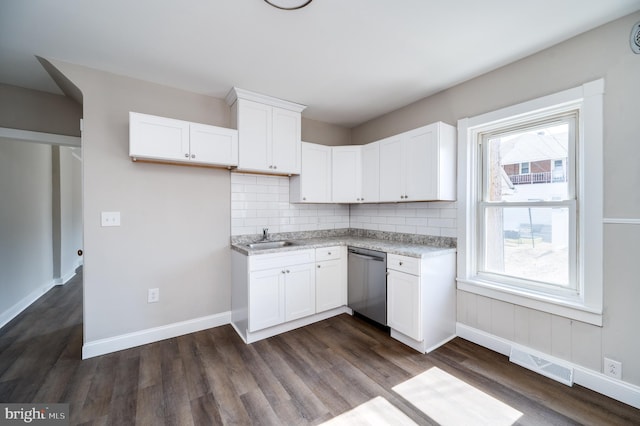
1, 269, 639, 425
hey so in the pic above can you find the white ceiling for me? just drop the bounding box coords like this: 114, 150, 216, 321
1, 0, 639, 127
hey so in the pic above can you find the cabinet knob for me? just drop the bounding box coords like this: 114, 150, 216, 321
269, 165, 273, 169
281, 270, 286, 274
303, 197, 306, 201
399, 261, 403, 266
328, 252, 331, 255
285, 269, 290, 273
184, 153, 189, 158
274, 165, 277, 170
191, 154, 195, 159
317, 265, 321, 268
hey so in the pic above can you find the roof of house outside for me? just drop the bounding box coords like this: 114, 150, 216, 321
500, 132, 568, 165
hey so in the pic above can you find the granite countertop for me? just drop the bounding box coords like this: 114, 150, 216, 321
231, 234, 456, 259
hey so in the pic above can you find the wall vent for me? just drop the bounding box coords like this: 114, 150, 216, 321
509, 346, 574, 386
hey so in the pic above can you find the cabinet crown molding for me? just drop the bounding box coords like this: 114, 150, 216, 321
225, 87, 307, 113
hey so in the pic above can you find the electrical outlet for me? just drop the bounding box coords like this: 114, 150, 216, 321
148, 288, 159, 303
101, 211, 121, 227
604, 357, 622, 380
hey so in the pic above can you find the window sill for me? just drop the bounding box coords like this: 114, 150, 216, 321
457, 277, 603, 326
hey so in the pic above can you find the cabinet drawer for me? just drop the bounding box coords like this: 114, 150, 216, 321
315, 246, 342, 262
387, 254, 420, 276
249, 249, 315, 271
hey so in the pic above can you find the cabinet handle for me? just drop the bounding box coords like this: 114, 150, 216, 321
184, 153, 189, 158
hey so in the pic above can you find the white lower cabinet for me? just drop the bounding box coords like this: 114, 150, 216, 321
387, 269, 422, 341
284, 263, 316, 322
248, 268, 285, 331
386, 252, 456, 353
315, 246, 347, 312
245, 251, 316, 333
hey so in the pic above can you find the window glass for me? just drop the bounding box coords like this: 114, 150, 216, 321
478, 118, 576, 292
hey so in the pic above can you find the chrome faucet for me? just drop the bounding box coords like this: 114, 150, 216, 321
262, 228, 269, 241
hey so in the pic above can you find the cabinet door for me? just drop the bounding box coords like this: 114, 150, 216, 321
332, 146, 362, 203
272, 107, 301, 174
387, 270, 422, 341
189, 123, 238, 166
129, 112, 190, 162
292, 142, 331, 203
284, 263, 316, 321
404, 125, 437, 201
378, 135, 403, 202
316, 259, 346, 312
361, 141, 380, 203
249, 269, 285, 332
237, 99, 272, 171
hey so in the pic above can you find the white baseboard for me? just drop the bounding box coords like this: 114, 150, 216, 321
53, 269, 76, 286
242, 306, 349, 344
0, 279, 56, 330
456, 323, 640, 409
82, 311, 231, 359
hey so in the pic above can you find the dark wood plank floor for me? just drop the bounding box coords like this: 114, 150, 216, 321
1, 269, 639, 425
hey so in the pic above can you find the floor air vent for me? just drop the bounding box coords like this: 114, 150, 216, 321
509, 346, 574, 386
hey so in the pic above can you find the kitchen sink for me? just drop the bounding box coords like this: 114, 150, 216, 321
246, 240, 295, 250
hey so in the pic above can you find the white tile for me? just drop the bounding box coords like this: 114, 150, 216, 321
416, 226, 440, 236
440, 228, 457, 238
231, 174, 258, 184
428, 218, 456, 228
396, 225, 417, 234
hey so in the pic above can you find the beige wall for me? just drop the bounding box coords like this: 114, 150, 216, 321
352, 12, 640, 386
0, 83, 82, 136
47, 60, 233, 342
302, 117, 351, 146
0, 139, 54, 321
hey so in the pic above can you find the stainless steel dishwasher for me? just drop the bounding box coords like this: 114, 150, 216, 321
347, 247, 387, 325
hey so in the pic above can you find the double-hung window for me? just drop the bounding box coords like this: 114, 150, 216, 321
457, 80, 603, 325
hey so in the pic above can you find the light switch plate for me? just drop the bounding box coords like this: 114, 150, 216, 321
101, 211, 121, 227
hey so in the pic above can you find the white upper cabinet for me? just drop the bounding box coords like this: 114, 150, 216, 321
361, 141, 380, 203
189, 123, 238, 166
379, 122, 456, 202
227, 88, 306, 176
290, 142, 332, 203
332, 146, 362, 203
129, 112, 238, 167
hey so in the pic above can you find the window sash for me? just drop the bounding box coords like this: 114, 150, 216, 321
475, 113, 578, 294
476, 200, 578, 295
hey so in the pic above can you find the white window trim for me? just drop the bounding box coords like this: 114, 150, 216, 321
457, 79, 604, 326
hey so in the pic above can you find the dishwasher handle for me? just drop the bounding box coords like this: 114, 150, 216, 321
348, 251, 385, 262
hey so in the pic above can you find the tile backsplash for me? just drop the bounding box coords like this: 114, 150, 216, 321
231, 173, 349, 236
231, 173, 457, 238
349, 202, 457, 238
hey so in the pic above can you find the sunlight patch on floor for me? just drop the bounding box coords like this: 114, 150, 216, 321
320, 396, 418, 426
392, 367, 523, 426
